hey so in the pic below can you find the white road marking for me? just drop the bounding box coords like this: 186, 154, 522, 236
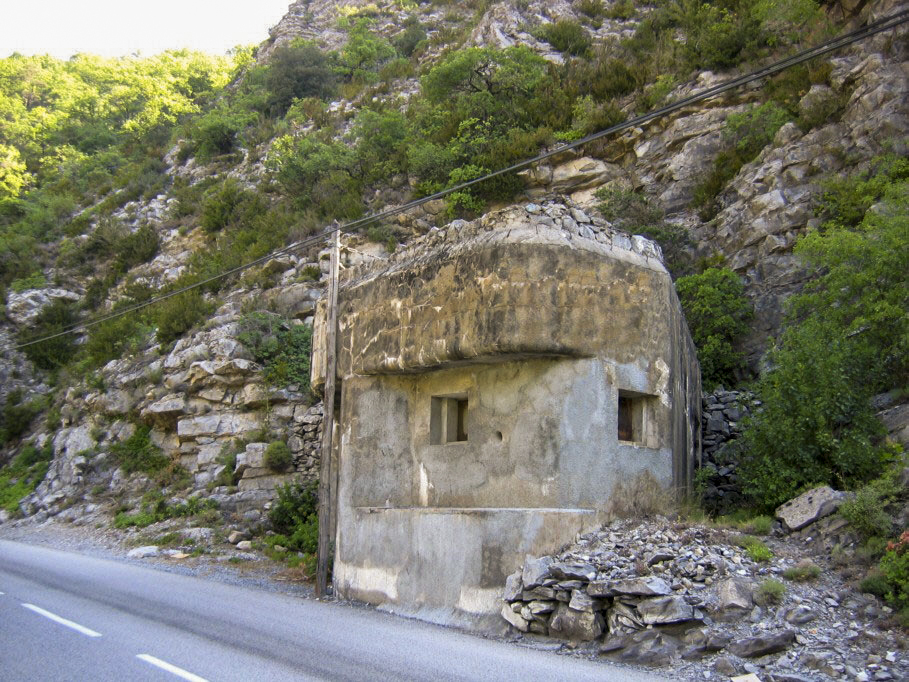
136, 654, 209, 682
21, 603, 102, 637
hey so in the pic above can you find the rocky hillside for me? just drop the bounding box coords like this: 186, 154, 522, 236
0, 0, 906, 627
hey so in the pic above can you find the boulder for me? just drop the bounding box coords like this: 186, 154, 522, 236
681, 628, 731, 658
713, 578, 753, 621
549, 561, 596, 582
53, 424, 96, 459
521, 586, 556, 601
567, 589, 602, 613
501, 604, 529, 632
601, 630, 681, 666
606, 601, 644, 633
620, 631, 680, 666
783, 604, 817, 625
228, 530, 250, 545
503, 570, 523, 602
590, 576, 673, 598
879, 402, 909, 447
522, 555, 553, 589
637, 595, 697, 625
728, 630, 796, 658
127, 546, 159, 559
548, 602, 605, 641
775, 486, 851, 532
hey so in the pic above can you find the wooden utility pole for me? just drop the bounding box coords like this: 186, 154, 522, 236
316, 228, 340, 598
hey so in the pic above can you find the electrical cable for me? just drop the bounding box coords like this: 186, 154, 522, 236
7, 8, 909, 353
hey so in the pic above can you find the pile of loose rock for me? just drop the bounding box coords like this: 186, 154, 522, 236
501, 507, 906, 680
700, 388, 758, 514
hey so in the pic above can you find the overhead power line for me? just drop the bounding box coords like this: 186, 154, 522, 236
8, 8, 909, 354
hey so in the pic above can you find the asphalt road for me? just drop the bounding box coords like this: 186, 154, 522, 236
0, 540, 668, 682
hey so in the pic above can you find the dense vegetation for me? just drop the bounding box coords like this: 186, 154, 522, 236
0, 443, 52, 514
1, 1, 838, 379
740, 156, 909, 510
676, 267, 753, 390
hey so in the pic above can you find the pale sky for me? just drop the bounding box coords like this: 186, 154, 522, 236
2, 1, 294, 58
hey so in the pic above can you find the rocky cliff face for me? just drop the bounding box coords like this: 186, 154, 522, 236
1, 0, 907, 522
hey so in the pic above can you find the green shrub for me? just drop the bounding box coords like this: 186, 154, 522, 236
269, 480, 319, 553
576, 0, 606, 20
740, 318, 894, 509
564, 96, 624, 139
17, 298, 79, 371
538, 20, 591, 56
879, 532, 909, 609
298, 265, 321, 281
596, 187, 662, 227
109, 425, 170, 474
83, 315, 153, 369
9, 272, 47, 292
264, 41, 337, 117
113, 495, 218, 529
839, 470, 901, 539
393, 21, 427, 57
237, 313, 312, 391
200, 179, 264, 233
604, 0, 635, 20
694, 102, 791, 215
352, 109, 410, 183
340, 19, 397, 84
754, 578, 786, 605
114, 224, 159, 274
188, 107, 256, 158
0, 444, 53, 514
783, 559, 821, 582
152, 289, 214, 346
113, 510, 157, 528
264, 441, 293, 472
411, 45, 569, 211
593, 188, 691, 275
0, 391, 47, 444
746, 515, 773, 536
859, 571, 890, 599
268, 134, 361, 219
738, 535, 773, 562
675, 267, 753, 389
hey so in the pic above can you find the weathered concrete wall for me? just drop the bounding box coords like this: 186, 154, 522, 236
341, 359, 673, 511
317, 201, 700, 628
333, 506, 604, 629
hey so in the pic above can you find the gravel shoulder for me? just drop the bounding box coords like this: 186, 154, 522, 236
0, 516, 313, 599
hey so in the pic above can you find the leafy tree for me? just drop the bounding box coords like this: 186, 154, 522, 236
17, 298, 79, 371
268, 134, 360, 217
340, 19, 397, 83
352, 109, 409, 182
411, 46, 568, 211
740, 162, 908, 510
264, 41, 337, 117
676, 267, 753, 389
188, 106, 257, 158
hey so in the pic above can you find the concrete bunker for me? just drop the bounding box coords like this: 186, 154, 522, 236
312, 201, 700, 629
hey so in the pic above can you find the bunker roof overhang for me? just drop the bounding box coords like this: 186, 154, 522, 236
313, 201, 687, 386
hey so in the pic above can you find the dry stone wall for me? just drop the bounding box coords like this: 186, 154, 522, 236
699, 388, 759, 514
500, 515, 907, 680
